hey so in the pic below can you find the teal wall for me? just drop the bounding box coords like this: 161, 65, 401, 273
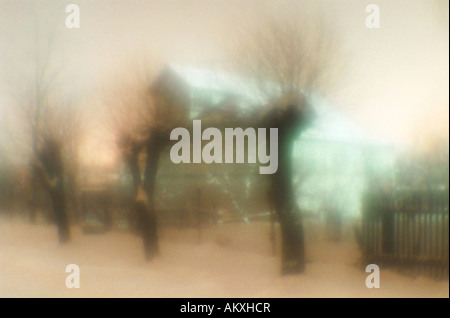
293, 138, 395, 218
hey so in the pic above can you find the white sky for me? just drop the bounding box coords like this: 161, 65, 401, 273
0, 0, 448, 164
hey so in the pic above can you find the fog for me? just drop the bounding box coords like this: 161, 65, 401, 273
1, 1, 447, 152
0, 0, 448, 299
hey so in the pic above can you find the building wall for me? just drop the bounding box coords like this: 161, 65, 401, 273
293, 138, 396, 218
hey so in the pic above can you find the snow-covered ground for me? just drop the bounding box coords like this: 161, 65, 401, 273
0, 217, 448, 298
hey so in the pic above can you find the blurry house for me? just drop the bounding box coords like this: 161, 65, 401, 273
293, 101, 396, 218
150, 64, 397, 220
150, 64, 264, 120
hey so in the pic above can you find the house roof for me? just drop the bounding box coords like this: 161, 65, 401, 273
300, 98, 392, 146
166, 64, 267, 105
164, 64, 393, 147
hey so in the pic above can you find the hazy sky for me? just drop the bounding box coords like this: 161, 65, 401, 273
0, 0, 448, 163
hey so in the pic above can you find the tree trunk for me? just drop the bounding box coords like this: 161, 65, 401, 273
270, 106, 306, 275
121, 136, 160, 260
35, 139, 71, 243
140, 135, 163, 260
272, 136, 305, 274
28, 165, 39, 223
49, 179, 70, 243
135, 198, 158, 260
124, 144, 141, 233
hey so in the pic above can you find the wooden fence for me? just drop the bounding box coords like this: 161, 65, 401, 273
360, 189, 449, 279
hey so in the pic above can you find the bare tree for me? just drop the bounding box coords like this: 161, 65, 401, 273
109, 64, 189, 260
7, 84, 80, 242
3, 3, 81, 242
22, 87, 80, 242
231, 1, 342, 274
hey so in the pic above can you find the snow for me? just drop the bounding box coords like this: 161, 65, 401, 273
0, 217, 448, 298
